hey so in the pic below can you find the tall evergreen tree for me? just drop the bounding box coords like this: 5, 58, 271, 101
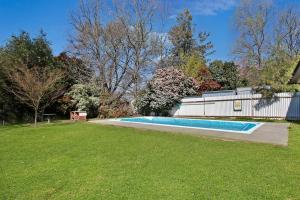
0, 31, 69, 123
168, 9, 194, 57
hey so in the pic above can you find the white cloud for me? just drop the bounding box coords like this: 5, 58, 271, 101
168, 14, 177, 19
194, 0, 236, 15
172, 0, 237, 16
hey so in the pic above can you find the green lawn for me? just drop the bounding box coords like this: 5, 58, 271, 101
0, 122, 300, 199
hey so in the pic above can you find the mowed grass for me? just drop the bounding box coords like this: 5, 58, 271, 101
0, 122, 300, 199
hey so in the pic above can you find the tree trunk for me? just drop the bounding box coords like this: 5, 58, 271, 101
34, 108, 38, 127
40, 107, 45, 122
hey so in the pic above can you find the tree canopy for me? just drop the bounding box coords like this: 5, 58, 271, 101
209, 61, 247, 90
234, 0, 300, 91
134, 67, 198, 116
0, 32, 70, 124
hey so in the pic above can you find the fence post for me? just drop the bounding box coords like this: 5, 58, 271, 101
251, 94, 254, 117
204, 97, 206, 117
298, 96, 300, 120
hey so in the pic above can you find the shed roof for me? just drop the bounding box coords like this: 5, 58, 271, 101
290, 60, 300, 84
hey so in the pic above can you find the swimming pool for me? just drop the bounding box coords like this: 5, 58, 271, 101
115, 117, 263, 134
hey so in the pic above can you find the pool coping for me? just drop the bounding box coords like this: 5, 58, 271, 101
89, 119, 289, 146
111, 117, 264, 134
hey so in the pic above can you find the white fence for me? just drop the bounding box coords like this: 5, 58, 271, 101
171, 92, 300, 120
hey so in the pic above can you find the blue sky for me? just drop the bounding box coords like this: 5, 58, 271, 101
0, 0, 299, 61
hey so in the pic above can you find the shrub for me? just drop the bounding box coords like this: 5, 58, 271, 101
66, 82, 100, 117
99, 100, 133, 118
134, 67, 198, 115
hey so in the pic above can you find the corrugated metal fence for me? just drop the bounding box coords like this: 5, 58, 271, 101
171, 92, 300, 120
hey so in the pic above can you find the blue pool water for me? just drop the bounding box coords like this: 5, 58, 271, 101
118, 117, 263, 134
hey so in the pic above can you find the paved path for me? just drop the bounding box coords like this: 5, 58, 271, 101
90, 119, 289, 146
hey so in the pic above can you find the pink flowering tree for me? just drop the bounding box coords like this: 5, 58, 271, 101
134, 67, 198, 115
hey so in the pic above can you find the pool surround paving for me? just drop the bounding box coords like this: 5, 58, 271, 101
90, 119, 289, 146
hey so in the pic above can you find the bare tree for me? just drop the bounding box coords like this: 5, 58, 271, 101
113, 0, 164, 98
6, 65, 64, 126
234, 0, 271, 69
70, 0, 165, 117
70, 0, 133, 116
233, 0, 300, 91
103, 21, 132, 93
275, 6, 300, 58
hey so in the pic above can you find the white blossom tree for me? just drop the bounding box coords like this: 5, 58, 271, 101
134, 67, 198, 115
66, 81, 100, 116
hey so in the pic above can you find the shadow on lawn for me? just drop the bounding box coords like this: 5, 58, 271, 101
0, 120, 81, 130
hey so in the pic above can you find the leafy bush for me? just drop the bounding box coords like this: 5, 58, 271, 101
209, 60, 247, 90
66, 82, 100, 117
177, 53, 221, 93
261, 51, 299, 93
196, 68, 221, 93
100, 101, 133, 118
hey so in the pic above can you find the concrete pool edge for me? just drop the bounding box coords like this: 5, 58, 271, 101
89, 119, 289, 146
110, 117, 264, 134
